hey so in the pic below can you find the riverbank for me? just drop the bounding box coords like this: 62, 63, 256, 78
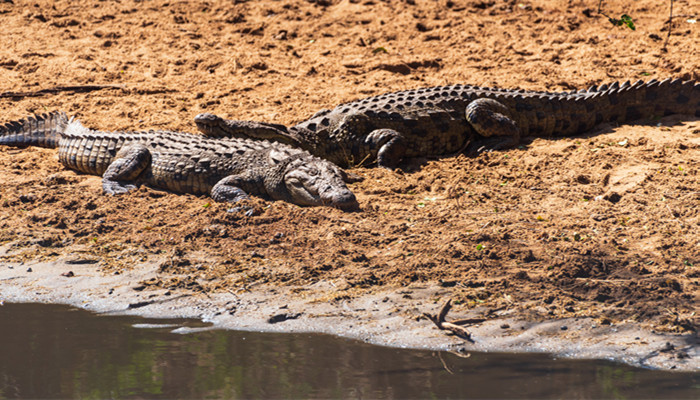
0, 0, 698, 373
1, 253, 696, 371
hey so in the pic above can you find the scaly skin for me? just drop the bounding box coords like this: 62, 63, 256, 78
195, 78, 700, 168
0, 112, 358, 210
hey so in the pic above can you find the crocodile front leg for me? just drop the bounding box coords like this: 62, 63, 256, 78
102, 144, 151, 194
365, 129, 407, 169
210, 174, 254, 203
465, 98, 521, 149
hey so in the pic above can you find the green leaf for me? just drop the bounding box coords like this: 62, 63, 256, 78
372, 46, 388, 54
620, 14, 635, 30
608, 14, 635, 30
476, 244, 483, 251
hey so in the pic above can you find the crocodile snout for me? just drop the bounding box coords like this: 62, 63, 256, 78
193, 113, 219, 134
326, 189, 359, 210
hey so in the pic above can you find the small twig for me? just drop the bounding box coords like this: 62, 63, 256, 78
597, 0, 610, 19
437, 351, 455, 375
662, 0, 674, 51
438, 299, 451, 322
445, 137, 473, 159
423, 299, 474, 342
127, 293, 191, 309
0, 84, 123, 99
447, 349, 472, 359
479, 220, 492, 230
450, 317, 487, 325
575, 277, 657, 283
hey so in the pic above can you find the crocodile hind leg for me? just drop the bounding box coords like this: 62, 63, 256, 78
365, 129, 407, 169
102, 144, 151, 195
465, 98, 521, 150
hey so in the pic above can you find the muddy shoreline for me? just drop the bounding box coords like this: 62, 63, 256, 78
1, 254, 696, 371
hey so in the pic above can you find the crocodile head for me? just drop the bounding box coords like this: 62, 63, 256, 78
266, 149, 359, 210
283, 158, 359, 210
194, 113, 302, 146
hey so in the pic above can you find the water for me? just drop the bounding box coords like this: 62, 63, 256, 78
0, 303, 697, 399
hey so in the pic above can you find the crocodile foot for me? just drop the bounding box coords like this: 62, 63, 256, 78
101, 144, 151, 195
102, 181, 139, 195
211, 176, 251, 203
466, 98, 521, 144
365, 129, 406, 169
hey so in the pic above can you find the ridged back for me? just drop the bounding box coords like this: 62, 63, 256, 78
310, 78, 700, 138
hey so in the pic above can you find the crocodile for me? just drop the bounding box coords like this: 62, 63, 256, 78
194, 78, 700, 168
0, 112, 358, 209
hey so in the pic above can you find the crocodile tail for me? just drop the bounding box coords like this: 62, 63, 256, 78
593, 78, 699, 122
554, 79, 700, 137
0, 111, 69, 148
659, 78, 700, 117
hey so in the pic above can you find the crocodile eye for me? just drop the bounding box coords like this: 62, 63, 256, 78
288, 178, 304, 187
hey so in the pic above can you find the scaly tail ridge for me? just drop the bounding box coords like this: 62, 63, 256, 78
586, 78, 700, 123
552, 79, 700, 137
0, 111, 69, 148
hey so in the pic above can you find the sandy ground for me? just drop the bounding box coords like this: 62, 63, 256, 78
0, 0, 698, 370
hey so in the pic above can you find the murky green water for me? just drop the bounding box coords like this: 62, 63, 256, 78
0, 303, 697, 399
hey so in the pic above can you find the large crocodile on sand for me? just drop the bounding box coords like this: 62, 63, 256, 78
0, 112, 358, 209
195, 78, 700, 168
